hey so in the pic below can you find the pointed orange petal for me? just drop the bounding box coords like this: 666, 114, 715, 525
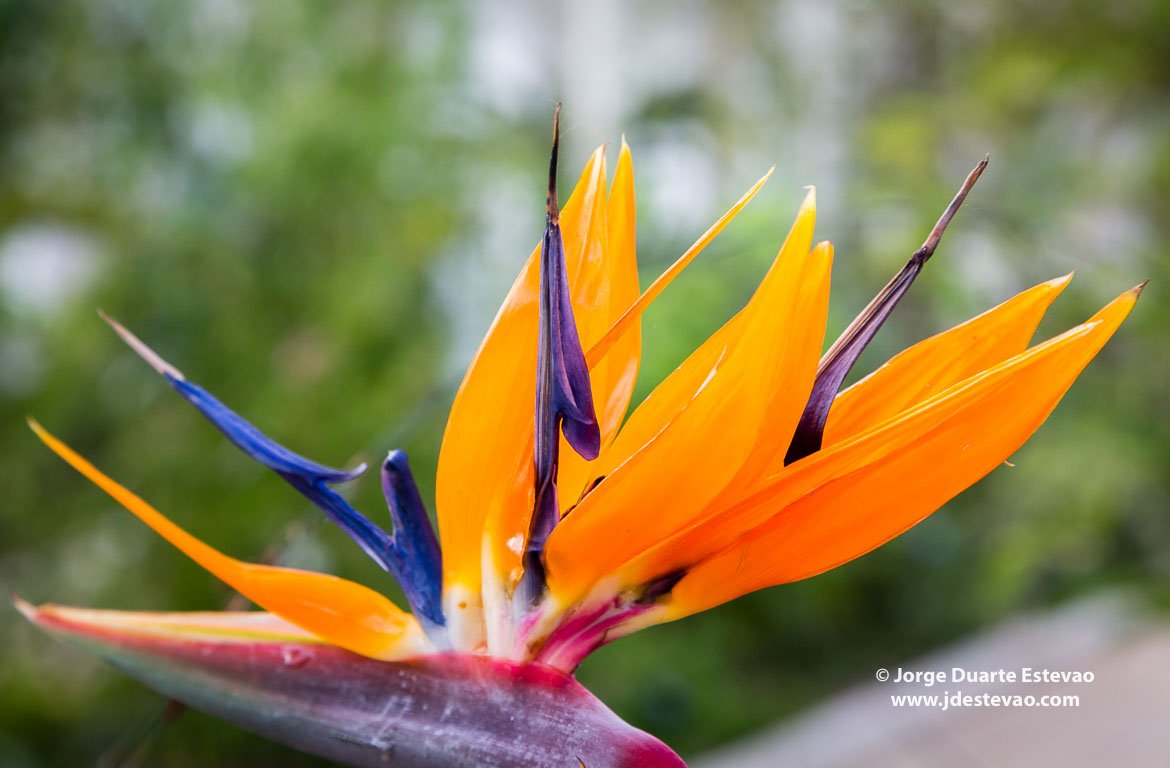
823, 273, 1073, 446
28, 420, 429, 661
478, 165, 778, 641
585, 166, 775, 369
545, 191, 831, 607
16, 602, 323, 644
556, 138, 642, 505
436, 147, 608, 645
476, 148, 621, 647
661, 286, 1140, 619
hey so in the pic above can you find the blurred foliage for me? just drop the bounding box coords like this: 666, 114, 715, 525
1, 0, 1168, 765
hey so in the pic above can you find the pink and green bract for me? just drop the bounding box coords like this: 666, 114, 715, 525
20, 108, 1140, 767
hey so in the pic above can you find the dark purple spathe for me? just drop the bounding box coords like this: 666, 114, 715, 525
522, 107, 601, 606
785, 156, 989, 465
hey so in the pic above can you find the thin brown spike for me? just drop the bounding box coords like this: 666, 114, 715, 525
919, 154, 989, 260
547, 102, 562, 224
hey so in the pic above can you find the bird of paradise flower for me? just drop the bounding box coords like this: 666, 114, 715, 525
18, 107, 1141, 767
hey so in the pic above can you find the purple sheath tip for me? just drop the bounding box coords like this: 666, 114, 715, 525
522, 110, 600, 603
525, 211, 600, 583
538, 216, 601, 463
784, 250, 926, 464
785, 157, 988, 465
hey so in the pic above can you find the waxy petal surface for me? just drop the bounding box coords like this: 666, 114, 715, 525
28, 421, 428, 661
784, 157, 988, 464
660, 287, 1139, 618
556, 139, 642, 505
526, 121, 604, 559
545, 192, 831, 605
482, 160, 774, 653
823, 274, 1072, 446
17, 602, 321, 644
437, 148, 608, 643
380, 451, 445, 634
583, 166, 775, 369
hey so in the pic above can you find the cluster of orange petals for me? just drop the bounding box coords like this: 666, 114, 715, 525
29, 140, 1139, 667
438, 142, 1138, 655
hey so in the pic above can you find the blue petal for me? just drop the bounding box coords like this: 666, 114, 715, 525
380, 451, 444, 629
162, 374, 394, 557
102, 313, 446, 631
168, 376, 366, 483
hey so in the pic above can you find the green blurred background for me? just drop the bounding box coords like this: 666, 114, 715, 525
1, 0, 1167, 765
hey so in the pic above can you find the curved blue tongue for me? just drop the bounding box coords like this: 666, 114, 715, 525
522, 104, 600, 603
100, 312, 445, 632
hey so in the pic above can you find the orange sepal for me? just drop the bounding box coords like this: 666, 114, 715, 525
556, 138, 642, 505
823, 273, 1072, 446
16, 601, 323, 645
28, 420, 429, 661
435, 146, 609, 644
661, 285, 1141, 619
584, 166, 775, 369
545, 191, 831, 606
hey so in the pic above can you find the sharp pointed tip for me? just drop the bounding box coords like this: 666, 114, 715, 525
1045, 271, 1075, 291
920, 158, 988, 257
969, 155, 990, 182
11, 594, 36, 621
101, 314, 185, 381
547, 104, 562, 222
1133, 279, 1150, 297
798, 185, 817, 218
743, 167, 774, 196
26, 415, 50, 442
